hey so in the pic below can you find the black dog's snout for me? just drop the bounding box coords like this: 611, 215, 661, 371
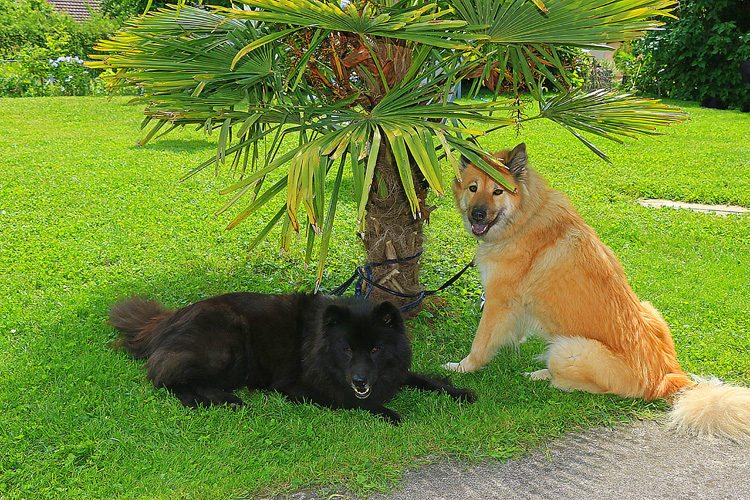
470, 206, 487, 222
351, 374, 367, 389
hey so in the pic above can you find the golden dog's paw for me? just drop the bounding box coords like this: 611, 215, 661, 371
524, 369, 551, 381
442, 360, 485, 373
442, 362, 467, 373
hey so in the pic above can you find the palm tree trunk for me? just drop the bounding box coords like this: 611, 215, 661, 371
361, 142, 428, 315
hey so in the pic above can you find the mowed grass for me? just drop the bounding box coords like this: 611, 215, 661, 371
1, 96, 748, 499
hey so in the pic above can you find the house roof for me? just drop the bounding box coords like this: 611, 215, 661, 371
47, 0, 101, 22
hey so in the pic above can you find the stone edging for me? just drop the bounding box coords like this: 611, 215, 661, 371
637, 198, 749, 216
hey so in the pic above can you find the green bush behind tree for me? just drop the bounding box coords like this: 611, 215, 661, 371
98, 0, 233, 21
0, 0, 118, 97
631, 0, 750, 110
0, 0, 117, 58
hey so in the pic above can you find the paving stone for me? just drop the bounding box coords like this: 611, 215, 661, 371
637, 198, 749, 216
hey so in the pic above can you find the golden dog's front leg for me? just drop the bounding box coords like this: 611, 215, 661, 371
443, 299, 521, 373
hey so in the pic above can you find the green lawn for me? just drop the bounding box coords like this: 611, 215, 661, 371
1, 96, 748, 499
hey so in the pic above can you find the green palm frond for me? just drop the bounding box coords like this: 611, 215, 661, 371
89, 7, 264, 92
533, 89, 686, 161
217, 0, 474, 49
451, 0, 678, 97
452, 0, 676, 46
88, 6, 285, 155
218, 80, 517, 234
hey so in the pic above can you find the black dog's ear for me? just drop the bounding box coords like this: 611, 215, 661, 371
373, 301, 404, 332
323, 304, 350, 327
507, 143, 527, 178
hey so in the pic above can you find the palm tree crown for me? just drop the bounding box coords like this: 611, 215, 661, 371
89, 0, 684, 299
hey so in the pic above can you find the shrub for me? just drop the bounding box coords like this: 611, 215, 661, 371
0, 0, 117, 59
0, 0, 119, 97
99, 0, 234, 21
0, 54, 96, 97
631, 0, 750, 111
0, 32, 101, 97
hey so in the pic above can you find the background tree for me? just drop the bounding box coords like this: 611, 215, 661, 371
631, 0, 750, 111
88, 0, 685, 311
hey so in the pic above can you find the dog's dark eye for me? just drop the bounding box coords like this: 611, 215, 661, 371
493, 188, 504, 196
344, 347, 352, 355
469, 185, 477, 192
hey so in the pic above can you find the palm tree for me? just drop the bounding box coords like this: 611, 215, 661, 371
88, 0, 683, 311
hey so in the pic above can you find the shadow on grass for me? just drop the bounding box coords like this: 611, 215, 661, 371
135, 138, 216, 153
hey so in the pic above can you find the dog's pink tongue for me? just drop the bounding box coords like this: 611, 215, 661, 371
472, 223, 488, 235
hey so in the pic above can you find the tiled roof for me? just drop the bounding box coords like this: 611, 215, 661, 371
47, 0, 101, 22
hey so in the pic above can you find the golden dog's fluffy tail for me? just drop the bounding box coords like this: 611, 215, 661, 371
670, 377, 750, 441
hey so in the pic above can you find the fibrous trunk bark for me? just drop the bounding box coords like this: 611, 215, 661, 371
361, 143, 428, 316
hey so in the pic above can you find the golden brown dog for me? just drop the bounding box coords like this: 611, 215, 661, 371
444, 143, 750, 440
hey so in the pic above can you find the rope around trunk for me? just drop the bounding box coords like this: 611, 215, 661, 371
328, 253, 475, 312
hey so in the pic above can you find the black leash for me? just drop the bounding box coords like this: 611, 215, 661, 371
329, 252, 475, 313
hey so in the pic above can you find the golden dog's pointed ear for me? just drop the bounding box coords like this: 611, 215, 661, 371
507, 143, 527, 178
459, 155, 471, 173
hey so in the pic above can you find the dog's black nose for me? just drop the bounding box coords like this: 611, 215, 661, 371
470, 207, 487, 222
351, 374, 367, 389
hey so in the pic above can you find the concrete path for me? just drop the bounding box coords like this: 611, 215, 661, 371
637, 198, 748, 216
276, 418, 750, 500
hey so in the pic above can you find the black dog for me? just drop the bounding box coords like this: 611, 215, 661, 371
108, 293, 475, 422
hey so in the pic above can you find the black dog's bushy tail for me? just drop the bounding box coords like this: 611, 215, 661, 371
108, 297, 172, 359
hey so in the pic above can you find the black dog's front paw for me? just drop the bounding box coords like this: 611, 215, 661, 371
228, 399, 246, 410
449, 388, 478, 403
174, 386, 246, 409
371, 406, 403, 425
